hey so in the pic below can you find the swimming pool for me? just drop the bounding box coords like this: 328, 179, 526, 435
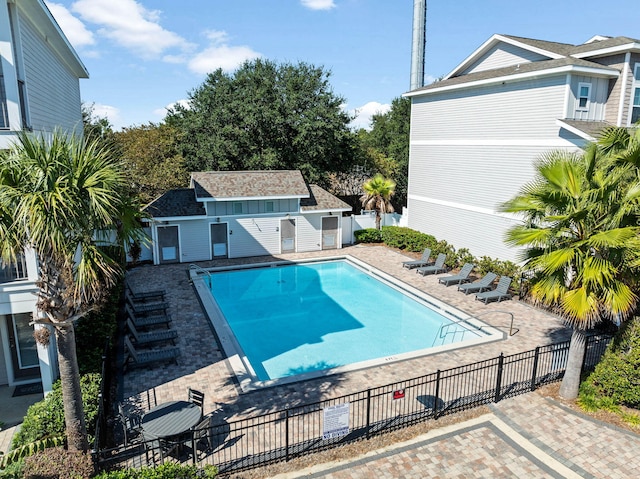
192, 256, 503, 391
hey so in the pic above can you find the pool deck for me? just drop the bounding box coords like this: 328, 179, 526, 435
123, 245, 572, 420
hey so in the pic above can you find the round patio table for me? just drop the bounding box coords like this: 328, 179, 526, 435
141, 400, 202, 438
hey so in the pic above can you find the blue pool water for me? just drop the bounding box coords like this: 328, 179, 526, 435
208, 260, 481, 381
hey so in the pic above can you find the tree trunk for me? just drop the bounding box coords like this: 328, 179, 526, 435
559, 328, 587, 400
375, 211, 382, 230
55, 324, 89, 452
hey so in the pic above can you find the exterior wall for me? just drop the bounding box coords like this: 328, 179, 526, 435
626, 55, 640, 125
589, 54, 628, 124
461, 43, 548, 75
229, 216, 281, 258
567, 75, 608, 121
206, 199, 297, 216
407, 74, 584, 262
17, 10, 83, 135
411, 76, 567, 141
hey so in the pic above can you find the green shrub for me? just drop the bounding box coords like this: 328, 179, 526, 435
380, 226, 437, 251
0, 457, 24, 479
354, 228, 382, 243
21, 447, 93, 479
452, 248, 476, 269
75, 282, 121, 374
12, 374, 101, 449
0, 436, 65, 469
581, 318, 640, 409
94, 463, 218, 478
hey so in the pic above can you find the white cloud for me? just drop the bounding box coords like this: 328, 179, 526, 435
153, 99, 190, 117
71, 0, 193, 58
91, 103, 121, 127
301, 0, 336, 10
348, 101, 391, 130
187, 30, 261, 74
45, 2, 95, 48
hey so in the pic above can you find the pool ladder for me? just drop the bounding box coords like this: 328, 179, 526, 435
189, 264, 213, 286
432, 320, 470, 347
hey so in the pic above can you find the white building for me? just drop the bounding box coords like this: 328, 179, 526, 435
144, 170, 353, 263
0, 0, 88, 392
404, 34, 640, 261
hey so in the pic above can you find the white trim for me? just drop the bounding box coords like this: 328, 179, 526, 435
555, 119, 596, 141
208, 221, 229, 260
444, 34, 563, 80
562, 74, 572, 119
144, 215, 206, 223
576, 82, 592, 111
405, 65, 619, 98
301, 208, 351, 214
155, 224, 182, 264
628, 63, 640, 127
408, 194, 516, 220
571, 43, 640, 59
197, 194, 308, 202
410, 138, 582, 147
617, 53, 631, 126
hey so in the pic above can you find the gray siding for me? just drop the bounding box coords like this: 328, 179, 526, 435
297, 214, 322, 252
462, 43, 548, 75
589, 54, 627, 124
229, 217, 281, 258
17, 11, 82, 134
171, 220, 209, 263
207, 199, 297, 216
411, 76, 567, 141
568, 76, 608, 121
407, 198, 521, 261
625, 55, 640, 125
0, 326, 6, 384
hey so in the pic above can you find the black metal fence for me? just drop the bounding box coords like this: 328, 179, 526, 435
93, 338, 112, 454
95, 334, 611, 474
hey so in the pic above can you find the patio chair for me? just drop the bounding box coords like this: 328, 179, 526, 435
402, 248, 432, 269
438, 263, 474, 286
124, 336, 179, 371
188, 388, 205, 411
457, 272, 498, 295
118, 403, 142, 446
125, 304, 172, 329
191, 414, 213, 459
142, 431, 180, 463
416, 253, 447, 276
475, 276, 513, 304
127, 318, 177, 346
125, 280, 166, 303
125, 292, 169, 316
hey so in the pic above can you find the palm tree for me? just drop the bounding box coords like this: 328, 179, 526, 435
360, 174, 395, 230
0, 132, 143, 451
500, 149, 640, 399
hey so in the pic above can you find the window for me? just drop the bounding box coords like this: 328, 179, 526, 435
233, 202, 243, 215
0, 255, 27, 283
0, 74, 8, 129
632, 64, 640, 125
265, 201, 274, 213
577, 82, 591, 110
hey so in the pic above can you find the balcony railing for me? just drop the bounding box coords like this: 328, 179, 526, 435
0, 256, 28, 283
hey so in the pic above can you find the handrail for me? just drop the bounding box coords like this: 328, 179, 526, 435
473, 310, 518, 336
432, 321, 469, 347
189, 264, 213, 285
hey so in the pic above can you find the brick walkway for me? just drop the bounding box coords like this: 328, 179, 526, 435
268, 393, 640, 479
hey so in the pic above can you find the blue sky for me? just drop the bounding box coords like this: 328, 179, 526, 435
46, 0, 639, 130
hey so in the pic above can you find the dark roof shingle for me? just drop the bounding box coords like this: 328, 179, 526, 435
300, 185, 352, 212
145, 189, 205, 218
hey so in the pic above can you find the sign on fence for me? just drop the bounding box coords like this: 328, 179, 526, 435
322, 403, 350, 439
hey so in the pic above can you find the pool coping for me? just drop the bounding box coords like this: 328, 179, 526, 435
190, 255, 506, 393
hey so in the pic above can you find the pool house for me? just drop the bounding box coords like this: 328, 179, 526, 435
143, 170, 353, 264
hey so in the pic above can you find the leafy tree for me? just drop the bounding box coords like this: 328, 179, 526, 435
360, 174, 396, 230
166, 59, 358, 186
501, 148, 640, 399
358, 97, 410, 207
113, 123, 189, 204
0, 132, 143, 451
81, 103, 118, 153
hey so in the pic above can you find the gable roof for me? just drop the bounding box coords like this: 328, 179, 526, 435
418, 33, 637, 98
190, 170, 310, 200
300, 185, 352, 212
406, 56, 618, 96
556, 119, 613, 141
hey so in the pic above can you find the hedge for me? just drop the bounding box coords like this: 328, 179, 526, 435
94, 463, 218, 478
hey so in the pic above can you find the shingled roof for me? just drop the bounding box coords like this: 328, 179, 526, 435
411, 56, 618, 93
190, 170, 310, 200
301, 185, 352, 212
145, 189, 205, 218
